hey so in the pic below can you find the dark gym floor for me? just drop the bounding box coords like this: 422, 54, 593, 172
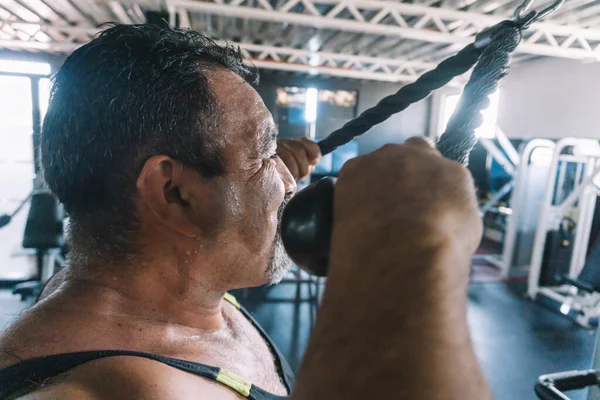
0, 278, 596, 399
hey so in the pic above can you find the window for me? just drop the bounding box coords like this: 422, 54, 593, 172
274, 87, 357, 139
0, 59, 50, 75
440, 89, 500, 139
0, 74, 36, 280
39, 78, 50, 121
0, 61, 51, 280
304, 88, 318, 123
0, 75, 34, 163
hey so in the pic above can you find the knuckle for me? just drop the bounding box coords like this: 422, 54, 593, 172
378, 143, 401, 153
338, 157, 362, 178
405, 136, 433, 147
449, 162, 470, 180
287, 141, 302, 151
299, 137, 314, 146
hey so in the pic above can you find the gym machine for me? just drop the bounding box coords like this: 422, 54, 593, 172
527, 138, 600, 328
534, 326, 600, 399
10, 189, 64, 300
501, 139, 556, 278
0, 181, 65, 301
472, 131, 555, 279
0, 70, 65, 300
472, 126, 519, 270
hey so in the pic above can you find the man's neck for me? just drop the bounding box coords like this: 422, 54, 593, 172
48, 253, 233, 332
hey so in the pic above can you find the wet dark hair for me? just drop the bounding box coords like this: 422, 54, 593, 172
41, 24, 258, 260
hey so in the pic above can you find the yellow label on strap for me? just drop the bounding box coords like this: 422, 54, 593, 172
224, 293, 241, 309
216, 368, 252, 397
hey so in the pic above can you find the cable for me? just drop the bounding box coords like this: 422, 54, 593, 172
437, 22, 522, 165
317, 21, 522, 167
317, 44, 484, 156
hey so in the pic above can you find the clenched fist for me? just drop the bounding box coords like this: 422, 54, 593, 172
334, 136, 482, 263
277, 137, 322, 181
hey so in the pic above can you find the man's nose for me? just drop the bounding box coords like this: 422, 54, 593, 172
277, 158, 297, 197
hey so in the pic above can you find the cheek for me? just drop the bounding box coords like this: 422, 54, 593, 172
272, 161, 287, 197
189, 179, 235, 235
232, 163, 283, 248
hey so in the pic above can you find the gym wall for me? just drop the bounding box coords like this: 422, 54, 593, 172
498, 57, 600, 140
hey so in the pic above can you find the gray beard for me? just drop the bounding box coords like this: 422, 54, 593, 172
265, 196, 292, 284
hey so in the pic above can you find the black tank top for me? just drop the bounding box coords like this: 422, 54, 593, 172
0, 294, 294, 400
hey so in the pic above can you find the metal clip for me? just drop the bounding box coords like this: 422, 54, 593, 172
513, 0, 535, 20
475, 0, 565, 49
474, 21, 510, 49
514, 0, 565, 28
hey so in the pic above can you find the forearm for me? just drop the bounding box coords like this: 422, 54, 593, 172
292, 233, 490, 400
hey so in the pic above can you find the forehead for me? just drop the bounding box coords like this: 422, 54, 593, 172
207, 69, 274, 149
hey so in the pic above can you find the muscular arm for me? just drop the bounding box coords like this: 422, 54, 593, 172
292, 140, 491, 400
293, 243, 489, 400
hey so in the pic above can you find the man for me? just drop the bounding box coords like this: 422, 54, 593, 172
0, 25, 489, 399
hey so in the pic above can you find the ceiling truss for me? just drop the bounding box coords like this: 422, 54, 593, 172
0, 19, 436, 82
0, 0, 600, 82
168, 0, 600, 61
237, 42, 436, 81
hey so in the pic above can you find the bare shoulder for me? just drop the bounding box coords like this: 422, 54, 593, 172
0, 305, 45, 367
0, 297, 71, 369
15, 356, 245, 400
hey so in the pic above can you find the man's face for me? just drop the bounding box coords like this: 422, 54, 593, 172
197, 69, 296, 286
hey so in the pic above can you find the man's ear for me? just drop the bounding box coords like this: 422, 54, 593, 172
136, 155, 199, 237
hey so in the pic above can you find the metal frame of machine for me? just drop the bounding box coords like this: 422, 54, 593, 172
472, 126, 519, 270
527, 138, 600, 328
473, 129, 557, 280
501, 138, 556, 278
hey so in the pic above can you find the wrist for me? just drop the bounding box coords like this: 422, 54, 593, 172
330, 212, 471, 277
327, 220, 472, 330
